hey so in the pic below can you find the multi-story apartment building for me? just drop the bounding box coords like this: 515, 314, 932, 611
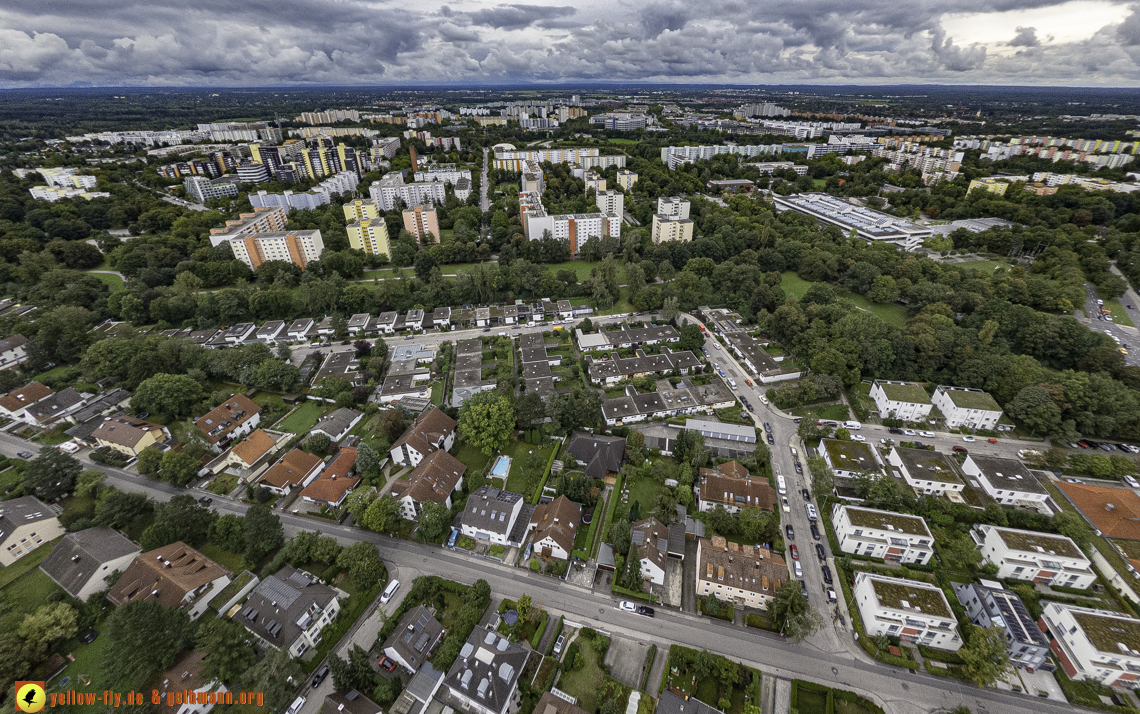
651, 214, 694, 244
403, 206, 440, 242
346, 219, 392, 258
219, 230, 324, 270
343, 198, 381, 222
1040, 602, 1140, 688
595, 190, 624, 217
616, 170, 638, 190
371, 136, 401, 160
887, 446, 964, 497
869, 380, 933, 421
773, 193, 930, 251
210, 206, 289, 238
518, 191, 620, 252
820, 438, 882, 479
853, 571, 964, 651
585, 172, 606, 194
413, 165, 471, 185
931, 386, 1004, 430
953, 581, 1051, 671
493, 147, 600, 171
695, 536, 787, 610
830, 504, 934, 564
960, 455, 1050, 511
238, 566, 341, 658
370, 173, 447, 211
184, 176, 239, 203
972, 524, 1096, 589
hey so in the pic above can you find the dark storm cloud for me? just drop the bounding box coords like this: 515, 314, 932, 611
0, 0, 1136, 85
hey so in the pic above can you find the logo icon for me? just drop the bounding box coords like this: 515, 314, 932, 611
15, 682, 45, 713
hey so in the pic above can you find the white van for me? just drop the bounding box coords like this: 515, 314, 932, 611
727, 378, 737, 390
776, 474, 787, 496
286, 697, 306, 714
381, 579, 401, 604
844, 421, 862, 430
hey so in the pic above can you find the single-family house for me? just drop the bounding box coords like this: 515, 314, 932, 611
697, 461, 776, 513
195, 394, 261, 450
383, 605, 445, 673
631, 517, 669, 585
390, 408, 457, 468
311, 407, 363, 441
528, 496, 581, 561
257, 449, 325, 496
93, 416, 171, 457
40, 527, 140, 601
107, 542, 231, 620
391, 450, 466, 521
460, 487, 525, 546
0, 496, 64, 566
300, 447, 359, 508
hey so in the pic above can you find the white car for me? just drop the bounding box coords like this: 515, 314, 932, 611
851, 434, 866, 442
790, 447, 797, 456
919, 431, 935, 438
617, 600, 637, 612
713, 343, 720, 350
781, 497, 791, 513
903, 430, 917, 436
760, 395, 769, 404
793, 561, 803, 577
962, 436, 976, 443
1126, 474, 1140, 488
58, 441, 80, 454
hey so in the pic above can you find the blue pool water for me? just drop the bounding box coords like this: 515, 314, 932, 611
491, 456, 511, 477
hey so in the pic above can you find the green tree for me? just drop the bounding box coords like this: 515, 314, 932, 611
95, 490, 153, 530
806, 454, 836, 497
130, 373, 204, 418
244, 647, 304, 712
17, 603, 77, 647
208, 513, 246, 553
1052, 511, 1093, 553
307, 432, 332, 456
75, 470, 106, 499
769, 582, 823, 643
337, 541, 385, 588
362, 495, 401, 533
196, 618, 257, 685
158, 450, 201, 487
458, 391, 515, 456
344, 488, 376, 521
356, 443, 380, 474
244, 503, 284, 563
418, 501, 452, 543
136, 447, 163, 477
103, 601, 193, 688
661, 296, 680, 323
959, 625, 1013, 688
330, 644, 379, 694
678, 324, 705, 352
22, 447, 81, 501
140, 494, 216, 550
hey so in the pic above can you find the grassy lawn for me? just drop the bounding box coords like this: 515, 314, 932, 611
1104, 297, 1135, 327
0, 568, 62, 632
796, 688, 828, 712
48, 632, 109, 712
557, 635, 606, 713
607, 138, 638, 145
546, 261, 629, 285
955, 259, 1010, 274
197, 543, 247, 574
791, 403, 850, 421
501, 441, 557, 496
87, 271, 125, 292
780, 271, 907, 327
431, 380, 445, 406
31, 364, 74, 385
207, 473, 239, 495
0, 538, 59, 590
453, 442, 492, 476
625, 474, 664, 517
277, 401, 324, 434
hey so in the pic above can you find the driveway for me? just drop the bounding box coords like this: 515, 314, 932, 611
604, 635, 649, 689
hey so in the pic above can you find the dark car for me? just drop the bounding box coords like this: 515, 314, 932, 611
80, 630, 98, 645
198, 496, 212, 505
815, 544, 826, 561
802, 488, 811, 502
379, 657, 397, 672
785, 524, 795, 541
951, 445, 968, 454
764, 422, 772, 433
793, 418, 802, 423
766, 434, 774, 445
888, 428, 903, 435
810, 524, 821, 541
821, 565, 833, 585
16, 451, 33, 459
794, 462, 803, 475
637, 606, 655, 617
799, 580, 808, 598
312, 665, 330, 688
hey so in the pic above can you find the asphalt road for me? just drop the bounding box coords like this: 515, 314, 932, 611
1080, 281, 1140, 367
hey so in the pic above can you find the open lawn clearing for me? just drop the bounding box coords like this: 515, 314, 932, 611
277, 401, 324, 434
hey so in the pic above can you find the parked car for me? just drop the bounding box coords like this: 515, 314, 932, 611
790, 545, 799, 560
826, 588, 838, 603
58, 441, 79, 454
767, 434, 774, 445
1077, 441, 1091, 448
379, 657, 397, 672
16, 452, 32, 459
312, 665, 330, 688
919, 431, 935, 438
794, 462, 803, 475
781, 497, 790, 513
903, 430, 917, 436
962, 436, 976, 443
198, 496, 212, 505
785, 525, 795, 541
802, 488, 811, 502
80, 630, 98, 644
286, 697, 306, 714
553, 635, 566, 656
805, 504, 818, 521
764, 422, 772, 433
952, 445, 968, 454
888, 428, 902, 435
799, 580, 808, 598
794, 561, 803, 577
1126, 475, 1140, 489
617, 601, 637, 612
447, 529, 458, 548
821, 565, 833, 585
637, 606, 655, 618
815, 544, 826, 561
810, 524, 821, 541
851, 434, 866, 442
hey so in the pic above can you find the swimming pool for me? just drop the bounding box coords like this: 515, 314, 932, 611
490, 455, 511, 477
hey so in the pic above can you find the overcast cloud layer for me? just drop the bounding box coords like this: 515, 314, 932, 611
3, 0, 1140, 86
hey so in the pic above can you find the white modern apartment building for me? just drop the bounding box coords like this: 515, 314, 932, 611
184, 176, 239, 203
972, 524, 1096, 589
29, 186, 111, 202
931, 386, 1004, 430
831, 504, 934, 564
960, 455, 1050, 512
869, 380, 933, 422
1040, 602, 1140, 689
820, 438, 882, 479
346, 219, 392, 258
413, 165, 472, 185
746, 161, 807, 176
493, 147, 600, 171
887, 446, 964, 497
518, 191, 620, 252
853, 571, 964, 651
370, 173, 447, 211
595, 190, 624, 217
657, 196, 691, 219
38, 168, 99, 189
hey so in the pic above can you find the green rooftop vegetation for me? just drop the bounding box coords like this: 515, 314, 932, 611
866, 574, 952, 619
994, 526, 1083, 560
823, 439, 878, 470
894, 447, 962, 484
1072, 610, 1140, 654
844, 506, 931, 537
939, 386, 1001, 412
876, 381, 931, 404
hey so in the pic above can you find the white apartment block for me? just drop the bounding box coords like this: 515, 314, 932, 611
657, 196, 691, 218
869, 380, 932, 422
184, 176, 239, 203
518, 191, 620, 252
214, 230, 324, 271
931, 386, 1003, 430
831, 504, 934, 565
853, 571, 963, 651
370, 173, 447, 211
820, 438, 882, 479
29, 186, 110, 202
1041, 602, 1140, 689
413, 166, 472, 185
746, 161, 808, 176
887, 447, 964, 497
38, 168, 99, 189
973, 524, 1095, 589
493, 147, 600, 171
595, 190, 624, 216
960, 455, 1050, 512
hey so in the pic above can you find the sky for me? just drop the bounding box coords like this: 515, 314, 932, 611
2, 0, 1140, 87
